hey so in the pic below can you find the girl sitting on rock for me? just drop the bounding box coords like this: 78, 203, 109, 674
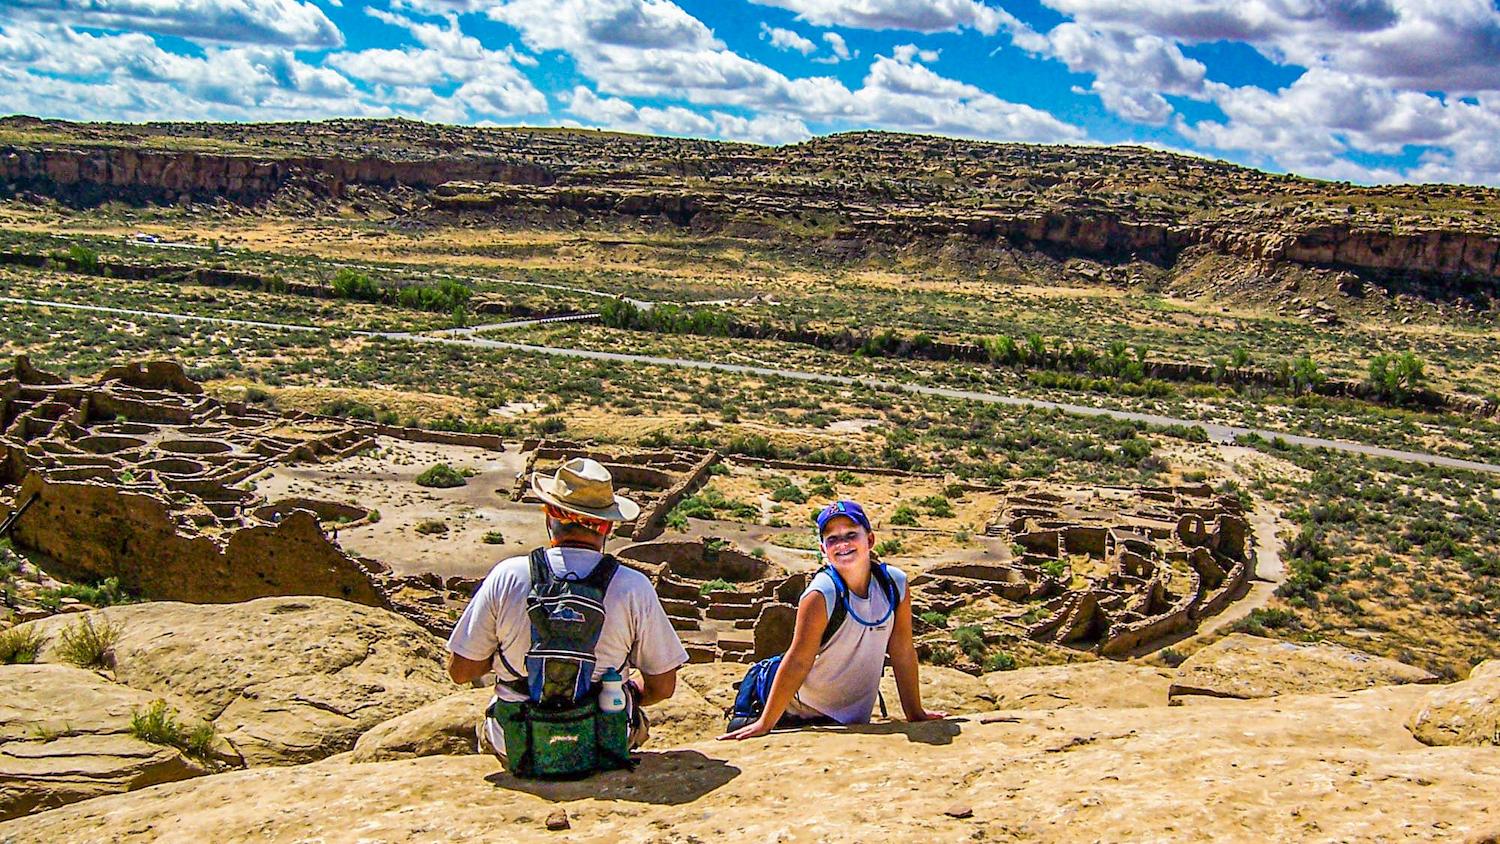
719, 499, 945, 739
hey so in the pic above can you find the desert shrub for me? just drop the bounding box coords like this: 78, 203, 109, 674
770, 483, 807, 504
320, 398, 376, 421
874, 538, 904, 556
0, 626, 48, 664
983, 651, 1018, 672
415, 464, 466, 489
36, 577, 134, 609
889, 505, 920, 526
927, 645, 956, 666
129, 699, 219, 761
415, 519, 448, 535
67, 244, 101, 273
699, 578, 735, 596
917, 495, 953, 517
952, 625, 986, 662
918, 611, 949, 629
56, 615, 123, 669
481, 531, 505, 545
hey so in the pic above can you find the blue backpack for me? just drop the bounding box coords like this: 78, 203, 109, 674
727, 563, 900, 727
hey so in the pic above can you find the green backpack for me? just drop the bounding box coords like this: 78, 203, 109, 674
488, 548, 633, 779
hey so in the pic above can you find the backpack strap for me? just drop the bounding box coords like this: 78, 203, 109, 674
528, 546, 552, 589
583, 554, 620, 594
819, 563, 900, 648
817, 566, 848, 649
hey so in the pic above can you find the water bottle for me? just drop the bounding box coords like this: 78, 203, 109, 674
598, 668, 627, 713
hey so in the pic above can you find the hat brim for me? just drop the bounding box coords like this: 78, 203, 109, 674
530, 472, 640, 522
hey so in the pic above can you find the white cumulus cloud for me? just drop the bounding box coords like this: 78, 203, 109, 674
0, 0, 344, 49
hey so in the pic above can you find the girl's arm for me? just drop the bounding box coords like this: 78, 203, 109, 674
888, 587, 946, 722
718, 590, 828, 740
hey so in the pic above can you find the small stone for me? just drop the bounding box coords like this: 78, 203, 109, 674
943, 803, 973, 819
545, 809, 570, 831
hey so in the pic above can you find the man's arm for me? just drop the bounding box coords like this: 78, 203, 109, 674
887, 587, 945, 722
635, 667, 677, 706
719, 591, 827, 740
447, 652, 492, 685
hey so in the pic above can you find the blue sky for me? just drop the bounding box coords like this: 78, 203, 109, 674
3, 0, 1500, 185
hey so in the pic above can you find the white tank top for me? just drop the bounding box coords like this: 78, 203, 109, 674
787, 565, 907, 724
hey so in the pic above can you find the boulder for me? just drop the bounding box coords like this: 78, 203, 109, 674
18, 597, 452, 766
0, 664, 223, 820
982, 660, 1173, 710
1406, 660, 1500, 747
351, 688, 490, 763
1171, 633, 1437, 700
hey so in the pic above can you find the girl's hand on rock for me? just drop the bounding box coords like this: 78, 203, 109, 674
717, 718, 773, 740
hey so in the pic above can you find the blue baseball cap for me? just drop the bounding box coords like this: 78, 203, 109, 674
816, 500, 872, 536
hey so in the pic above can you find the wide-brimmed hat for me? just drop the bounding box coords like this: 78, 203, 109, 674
530, 457, 640, 522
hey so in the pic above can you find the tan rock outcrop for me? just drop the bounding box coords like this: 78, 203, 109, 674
0, 664, 224, 820
1406, 660, 1500, 747
18, 597, 452, 766
4, 685, 1496, 842
350, 688, 490, 763
981, 660, 1173, 709
1171, 633, 1438, 699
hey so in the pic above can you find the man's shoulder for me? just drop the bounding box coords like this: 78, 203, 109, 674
606, 560, 657, 594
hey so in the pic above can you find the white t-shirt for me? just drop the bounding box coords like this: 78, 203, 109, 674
447, 547, 689, 703
786, 564, 908, 725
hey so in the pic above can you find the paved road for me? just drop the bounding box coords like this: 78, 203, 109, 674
8, 295, 1500, 477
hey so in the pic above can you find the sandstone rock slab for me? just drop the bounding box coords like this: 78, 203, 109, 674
351, 688, 490, 763
18, 597, 452, 766
1172, 633, 1436, 699
0, 664, 219, 820
880, 664, 994, 715
6, 685, 1497, 843
982, 660, 1173, 710
1407, 659, 1500, 747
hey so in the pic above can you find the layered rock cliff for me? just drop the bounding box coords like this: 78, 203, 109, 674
4, 116, 1499, 288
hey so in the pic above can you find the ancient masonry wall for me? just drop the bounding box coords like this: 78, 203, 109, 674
0, 357, 506, 627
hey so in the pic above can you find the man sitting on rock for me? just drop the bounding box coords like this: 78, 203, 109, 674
720, 499, 945, 739
447, 457, 688, 773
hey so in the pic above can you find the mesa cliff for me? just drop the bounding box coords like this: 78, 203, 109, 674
4, 117, 1500, 298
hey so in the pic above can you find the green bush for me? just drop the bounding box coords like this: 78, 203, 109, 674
699, 578, 735, 595
874, 538, 904, 556
481, 531, 505, 545
918, 611, 949, 629
129, 699, 219, 761
983, 651, 1017, 672
415, 464, 466, 489
952, 624, 986, 662
415, 519, 448, 535
770, 483, 807, 504
917, 495, 953, 517
56, 616, 123, 669
0, 626, 48, 664
889, 505, 920, 526
927, 645, 956, 666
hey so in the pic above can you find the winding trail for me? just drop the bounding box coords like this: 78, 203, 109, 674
7, 294, 1500, 477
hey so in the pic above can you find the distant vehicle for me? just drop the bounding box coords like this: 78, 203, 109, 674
131, 232, 161, 243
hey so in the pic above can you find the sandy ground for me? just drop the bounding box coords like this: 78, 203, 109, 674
249, 438, 554, 580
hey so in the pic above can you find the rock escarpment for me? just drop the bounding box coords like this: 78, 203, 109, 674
16, 597, 453, 767
5, 118, 1499, 291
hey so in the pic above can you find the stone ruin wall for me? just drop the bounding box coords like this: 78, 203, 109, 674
0, 358, 505, 628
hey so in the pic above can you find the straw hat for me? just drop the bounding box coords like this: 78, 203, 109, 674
530, 457, 640, 522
